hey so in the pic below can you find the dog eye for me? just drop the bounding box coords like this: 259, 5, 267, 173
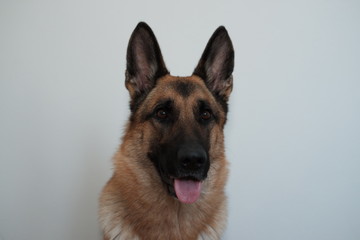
200, 110, 212, 120
156, 109, 168, 119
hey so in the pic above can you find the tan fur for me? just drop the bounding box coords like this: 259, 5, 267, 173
99, 75, 229, 240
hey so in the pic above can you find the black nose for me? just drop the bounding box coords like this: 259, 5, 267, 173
177, 145, 207, 172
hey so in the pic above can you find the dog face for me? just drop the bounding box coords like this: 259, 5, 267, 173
124, 22, 234, 204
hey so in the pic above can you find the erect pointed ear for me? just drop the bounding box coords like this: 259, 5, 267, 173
125, 22, 169, 99
193, 26, 234, 102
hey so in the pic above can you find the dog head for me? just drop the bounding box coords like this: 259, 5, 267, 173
124, 22, 234, 203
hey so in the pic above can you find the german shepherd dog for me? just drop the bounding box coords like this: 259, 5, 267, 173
99, 22, 234, 240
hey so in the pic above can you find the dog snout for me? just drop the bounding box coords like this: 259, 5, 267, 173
177, 145, 208, 172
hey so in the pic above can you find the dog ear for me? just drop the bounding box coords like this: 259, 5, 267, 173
193, 26, 234, 102
125, 22, 169, 99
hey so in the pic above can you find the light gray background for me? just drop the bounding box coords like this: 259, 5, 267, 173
1, 0, 359, 239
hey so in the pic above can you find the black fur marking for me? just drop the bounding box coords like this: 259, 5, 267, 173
152, 99, 176, 124
171, 80, 196, 98
144, 95, 213, 198
196, 99, 219, 124
214, 94, 229, 115
148, 128, 210, 197
129, 92, 147, 114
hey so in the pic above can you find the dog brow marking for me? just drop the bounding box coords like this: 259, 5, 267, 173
171, 80, 196, 97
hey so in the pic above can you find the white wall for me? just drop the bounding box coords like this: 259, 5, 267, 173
1, 0, 359, 239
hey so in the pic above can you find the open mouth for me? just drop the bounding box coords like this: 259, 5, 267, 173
165, 176, 203, 204
148, 151, 208, 204
174, 178, 202, 204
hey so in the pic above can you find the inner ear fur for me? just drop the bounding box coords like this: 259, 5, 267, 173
125, 22, 168, 99
193, 26, 234, 102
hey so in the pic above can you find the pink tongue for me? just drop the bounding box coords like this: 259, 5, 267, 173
174, 179, 202, 204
